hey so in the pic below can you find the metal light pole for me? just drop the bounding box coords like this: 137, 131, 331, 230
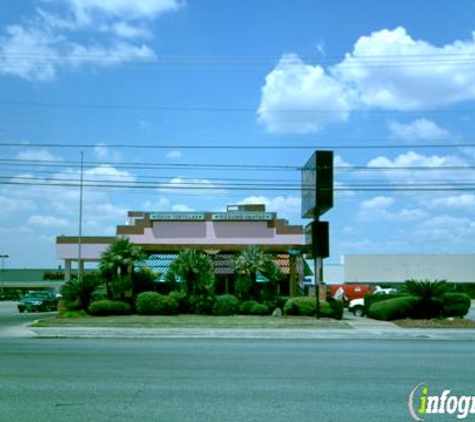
0, 254, 9, 294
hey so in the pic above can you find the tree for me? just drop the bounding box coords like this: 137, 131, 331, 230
402, 279, 452, 319
60, 273, 103, 310
167, 250, 215, 298
234, 245, 281, 301
99, 237, 145, 299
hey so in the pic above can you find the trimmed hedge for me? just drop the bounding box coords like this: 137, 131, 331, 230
239, 300, 270, 316
283, 297, 342, 319
213, 294, 240, 316
88, 300, 131, 316
135, 292, 178, 315
169, 291, 188, 314
364, 293, 408, 315
439, 293, 471, 318
326, 298, 344, 320
189, 295, 215, 315
367, 296, 420, 321
284, 297, 316, 316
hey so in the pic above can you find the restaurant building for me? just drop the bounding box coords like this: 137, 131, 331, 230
56, 204, 307, 295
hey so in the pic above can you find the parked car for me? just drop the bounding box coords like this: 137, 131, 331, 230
17, 291, 59, 313
348, 286, 400, 317
348, 298, 365, 317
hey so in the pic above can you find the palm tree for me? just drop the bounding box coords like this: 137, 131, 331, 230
234, 245, 279, 300
167, 249, 215, 298
99, 237, 145, 298
60, 273, 103, 310
402, 279, 451, 319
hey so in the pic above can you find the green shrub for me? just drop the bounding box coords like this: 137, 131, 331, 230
169, 290, 188, 313
326, 298, 344, 320
367, 296, 420, 321
60, 273, 104, 310
88, 300, 131, 316
364, 293, 408, 315
189, 295, 215, 315
439, 293, 471, 318
453, 283, 475, 299
135, 292, 178, 315
240, 300, 259, 315
213, 294, 240, 316
239, 300, 270, 316
249, 303, 270, 316
283, 297, 315, 316
65, 300, 82, 311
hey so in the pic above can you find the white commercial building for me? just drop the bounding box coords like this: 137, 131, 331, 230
344, 254, 475, 284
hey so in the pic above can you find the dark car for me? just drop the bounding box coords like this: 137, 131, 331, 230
17, 291, 59, 313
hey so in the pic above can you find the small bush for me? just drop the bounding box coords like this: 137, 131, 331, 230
240, 300, 259, 315
326, 298, 344, 320
213, 294, 240, 316
88, 300, 131, 316
439, 293, 471, 318
367, 296, 420, 321
249, 303, 270, 316
135, 292, 178, 315
169, 291, 188, 313
189, 295, 215, 315
283, 297, 315, 316
364, 293, 408, 315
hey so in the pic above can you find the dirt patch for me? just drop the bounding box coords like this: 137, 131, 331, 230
394, 318, 475, 328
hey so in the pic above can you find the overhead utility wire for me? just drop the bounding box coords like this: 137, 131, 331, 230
1, 158, 475, 172
3, 174, 473, 189
2, 141, 475, 150
2, 100, 475, 114
2, 179, 475, 193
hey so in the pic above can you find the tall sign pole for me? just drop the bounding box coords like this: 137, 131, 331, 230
78, 151, 84, 284
302, 151, 333, 319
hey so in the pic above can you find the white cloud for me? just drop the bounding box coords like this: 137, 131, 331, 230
259, 27, 475, 133
0, 0, 183, 82
171, 204, 195, 212
388, 118, 451, 141
258, 54, 352, 133
64, 0, 183, 24
361, 196, 394, 210
0, 23, 156, 81
15, 149, 62, 162
334, 27, 475, 110
166, 150, 182, 159
424, 194, 475, 210
27, 215, 70, 228
358, 195, 426, 222
158, 177, 228, 196
236, 195, 301, 222
366, 151, 468, 183
415, 215, 475, 243
0, 195, 35, 217
110, 22, 152, 39
93, 143, 122, 161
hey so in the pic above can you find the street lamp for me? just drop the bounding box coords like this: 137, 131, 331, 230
0, 254, 9, 295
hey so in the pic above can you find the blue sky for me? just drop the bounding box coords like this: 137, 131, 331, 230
1, 0, 475, 268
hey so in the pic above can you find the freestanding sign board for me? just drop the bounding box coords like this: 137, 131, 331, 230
301, 151, 333, 218
301, 150, 334, 319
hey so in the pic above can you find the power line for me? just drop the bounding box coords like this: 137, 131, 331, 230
2, 141, 475, 150
2, 99, 475, 114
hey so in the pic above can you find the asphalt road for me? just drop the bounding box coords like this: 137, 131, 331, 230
1, 337, 474, 422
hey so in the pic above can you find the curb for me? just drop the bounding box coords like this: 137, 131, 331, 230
30, 327, 475, 341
